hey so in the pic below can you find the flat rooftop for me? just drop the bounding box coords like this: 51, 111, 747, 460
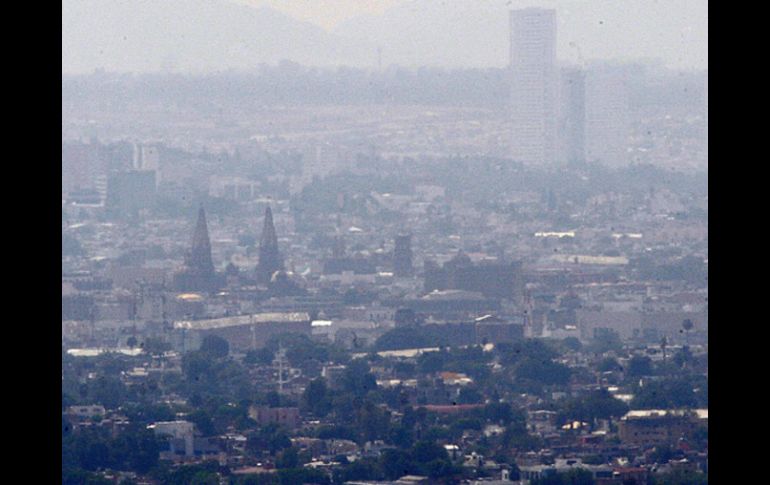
174, 312, 310, 330
623, 409, 708, 420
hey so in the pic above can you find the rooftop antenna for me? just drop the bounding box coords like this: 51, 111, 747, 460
274, 340, 288, 394
249, 315, 256, 350
568, 41, 585, 69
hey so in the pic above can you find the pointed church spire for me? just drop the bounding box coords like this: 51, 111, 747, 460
186, 205, 215, 275
260, 205, 278, 251
174, 205, 219, 292
256, 205, 284, 284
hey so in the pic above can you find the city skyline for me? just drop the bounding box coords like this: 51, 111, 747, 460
61, 2, 708, 482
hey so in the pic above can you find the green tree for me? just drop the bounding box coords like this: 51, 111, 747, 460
417, 351, 446, 374
142, 337, 172, 356
163, 463, 221, 485
555, 389, 629, 429
122, 402, 175, 424
411, 440, 449, 465
340, 359, 378, 396
62, 468, 112, 485
189, 409, 216, 436
200, 334, 230, 359
654, 469, 708, 485
333, 457, 382, 483
316, 424, 358, 441
388, 424, 415, 449
275, 447, 299, 469
231, 474, 278, 485
246, 424, 292, 455
598, 357, 622, 373
631, 378, 699, 409
484, 402, 513, 425
79, 438, 110, 471
514, 357, 571, 386
182, 351, 213, 382
626, 355, 653, 377
531, 468, 595, 485
301, 378, 332, 417
497, 340, 558, 366
356, 400, 392, 442
244, 347, 274, 365
648, 445, 675, 465
89, 376, 127, 410
562, 337, 583, 352
375, 326, 436, 351
673, 347, 693, 369
111, 426, 161, 473
380, 449, 415, 480
276, 468, 330, 485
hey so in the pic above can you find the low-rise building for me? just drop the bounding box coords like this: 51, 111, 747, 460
618, 409, 707, 447
174, 312, 312, 352
248, 406, 301, 429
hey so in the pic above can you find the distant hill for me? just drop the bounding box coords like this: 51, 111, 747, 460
62, 0, 376, 73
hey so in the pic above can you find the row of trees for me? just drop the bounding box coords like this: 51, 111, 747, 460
62, 425, 161, 475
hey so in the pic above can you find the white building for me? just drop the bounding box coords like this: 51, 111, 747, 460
509, 8, 557, 166
66, 405, 106, 419
149, 420, 195, 457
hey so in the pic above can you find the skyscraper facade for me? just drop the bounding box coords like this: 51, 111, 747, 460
509, 8, 557, 166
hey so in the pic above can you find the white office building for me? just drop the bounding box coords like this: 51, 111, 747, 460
509, 8, 557, 165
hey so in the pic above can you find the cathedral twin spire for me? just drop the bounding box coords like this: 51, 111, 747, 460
173, 205, 217, 291
184, 206, 215, 276
255, 205, 284, 284
178, 204, 282, 288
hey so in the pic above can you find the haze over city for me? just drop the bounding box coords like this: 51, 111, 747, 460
62, 2, 708, 484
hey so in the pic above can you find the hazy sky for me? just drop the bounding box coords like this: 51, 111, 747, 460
235, 0, 708, 69
63, 0, 707, 73
236, 0, 406, 30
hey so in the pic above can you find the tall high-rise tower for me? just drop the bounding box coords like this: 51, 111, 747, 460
255, 205, 284, 285
173, 206, 219, 291
509, 8, 557, 165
